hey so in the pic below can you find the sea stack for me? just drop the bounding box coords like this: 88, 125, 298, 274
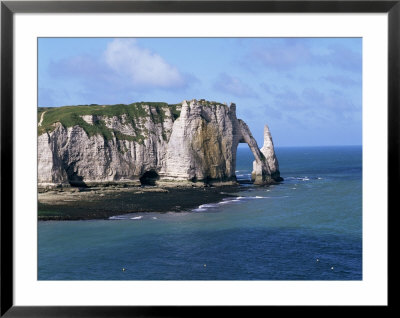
252, 125, 283, 184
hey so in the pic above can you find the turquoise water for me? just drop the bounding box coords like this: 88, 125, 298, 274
38, 146, 362, 280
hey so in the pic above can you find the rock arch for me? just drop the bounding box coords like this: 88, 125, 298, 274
163, 100, 282, 185
237, 122, 283, 185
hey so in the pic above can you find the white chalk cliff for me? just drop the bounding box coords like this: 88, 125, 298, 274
37, 100, 282, 187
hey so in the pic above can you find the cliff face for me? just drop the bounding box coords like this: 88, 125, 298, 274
37, 100, 282, 187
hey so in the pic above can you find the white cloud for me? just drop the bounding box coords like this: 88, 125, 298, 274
104, 39, 186, 88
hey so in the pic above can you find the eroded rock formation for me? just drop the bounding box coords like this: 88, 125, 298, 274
37, 99, 282, 188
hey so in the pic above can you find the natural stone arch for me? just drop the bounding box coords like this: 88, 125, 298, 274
236, 122, 283, 185
163, 100, 282, 185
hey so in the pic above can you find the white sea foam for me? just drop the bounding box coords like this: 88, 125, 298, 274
199, 203, 220, 209
130, 216, 143, 220
192, 208, 207, 212
286, 176, 313, 181
108, 216, 126, 220
192, 195, 268, 212
238, 196, 266, 200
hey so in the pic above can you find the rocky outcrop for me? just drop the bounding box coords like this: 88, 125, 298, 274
251, 125, 283, 183
37, 100, 282, 188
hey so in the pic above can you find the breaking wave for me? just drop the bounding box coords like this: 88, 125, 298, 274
192, 195, 268, 213
109, 214, 144, 220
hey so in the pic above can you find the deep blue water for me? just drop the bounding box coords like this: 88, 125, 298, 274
38, 146, 362, 280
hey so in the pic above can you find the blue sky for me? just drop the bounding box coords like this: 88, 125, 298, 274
38, 37, 362, 147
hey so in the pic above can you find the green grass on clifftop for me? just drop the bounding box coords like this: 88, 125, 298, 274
37, 100, 229, 141
37, 102, 182, 142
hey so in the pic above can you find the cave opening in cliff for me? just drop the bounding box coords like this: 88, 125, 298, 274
65, 165, 88, 187
140, 170, 160, 186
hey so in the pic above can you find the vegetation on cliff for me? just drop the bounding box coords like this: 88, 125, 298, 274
37, 102, 182, 142
37, 100, 230, 141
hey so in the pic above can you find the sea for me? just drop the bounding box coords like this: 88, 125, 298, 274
38, 146, 362, 280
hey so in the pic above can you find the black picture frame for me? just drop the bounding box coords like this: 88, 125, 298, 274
1, 0, 396, 316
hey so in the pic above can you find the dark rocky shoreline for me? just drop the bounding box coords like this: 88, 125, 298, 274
38, 184, 243, 221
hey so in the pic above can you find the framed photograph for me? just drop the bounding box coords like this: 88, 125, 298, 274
1, 0, 395, 316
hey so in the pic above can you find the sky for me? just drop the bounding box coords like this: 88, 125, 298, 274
38, 37, 362, 147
